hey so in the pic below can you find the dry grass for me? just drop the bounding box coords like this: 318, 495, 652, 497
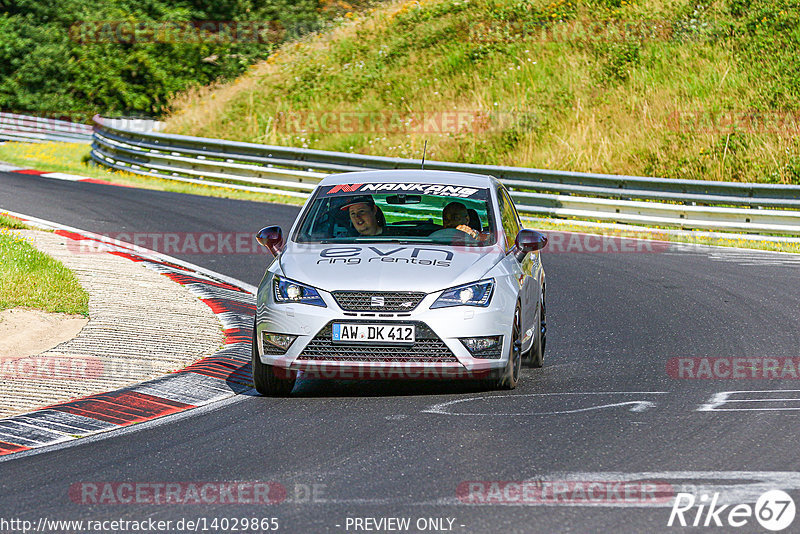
162, 0, 800, 184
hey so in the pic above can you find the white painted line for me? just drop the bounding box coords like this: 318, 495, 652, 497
0, 420, 74, 445
698, 390, 800, 411
0, 431, 40, 447
40, 172, 90, 181
12, 409, 117, 434
713, 399, 800, 402
423, 392, 669, 416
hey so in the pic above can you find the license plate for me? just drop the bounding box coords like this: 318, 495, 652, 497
332, 323, 415, 343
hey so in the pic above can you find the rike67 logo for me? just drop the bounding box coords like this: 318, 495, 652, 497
668, 490, 796, 531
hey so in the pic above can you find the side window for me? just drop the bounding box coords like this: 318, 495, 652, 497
497, 188, 520, 250
508, 190, 523, 229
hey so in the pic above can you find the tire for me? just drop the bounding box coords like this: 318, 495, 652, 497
496, 303, 522, 390
528, 287, 546, 368
251, 321, 296, 396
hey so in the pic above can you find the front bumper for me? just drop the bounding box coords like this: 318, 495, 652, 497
255, 283, 516, 375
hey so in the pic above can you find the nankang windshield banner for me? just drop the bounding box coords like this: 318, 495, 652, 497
320, 183, 488, 199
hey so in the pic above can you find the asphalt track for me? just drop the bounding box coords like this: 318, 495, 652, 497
2, 170, 800, 533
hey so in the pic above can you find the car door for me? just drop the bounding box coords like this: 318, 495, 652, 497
497, 186, 536, 351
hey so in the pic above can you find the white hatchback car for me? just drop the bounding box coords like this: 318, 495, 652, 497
253, 169, 547, 395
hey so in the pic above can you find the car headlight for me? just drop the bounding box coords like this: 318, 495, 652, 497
431, 279, 494, 309
273, 276, 326, 307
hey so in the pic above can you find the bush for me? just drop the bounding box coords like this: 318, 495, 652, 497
0, 0, 376, 119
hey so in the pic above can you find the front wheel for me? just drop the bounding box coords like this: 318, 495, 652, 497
528, 288, 546, 368
252, 321, 296, 396
494, 303, 522, 390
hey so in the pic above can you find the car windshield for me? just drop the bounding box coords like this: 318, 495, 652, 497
294, 183, 497, 246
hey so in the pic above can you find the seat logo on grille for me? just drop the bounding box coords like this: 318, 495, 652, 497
371, 296, 385, 307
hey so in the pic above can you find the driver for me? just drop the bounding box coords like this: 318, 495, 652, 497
340, 195, 384, 236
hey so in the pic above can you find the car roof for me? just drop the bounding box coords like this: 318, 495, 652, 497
317, 169, 499, 188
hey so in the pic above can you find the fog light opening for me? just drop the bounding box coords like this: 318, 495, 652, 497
459, 335, 503, 359
262, 332, 297, 353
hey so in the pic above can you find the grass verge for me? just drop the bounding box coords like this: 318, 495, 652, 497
0, 213, 29, 230
0, 219, 89, 315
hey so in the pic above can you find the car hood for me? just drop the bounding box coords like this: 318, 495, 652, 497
278, 242, 505, 293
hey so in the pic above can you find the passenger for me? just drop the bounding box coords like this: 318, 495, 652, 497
340, 195, 384, 236
441, 201, 480, 240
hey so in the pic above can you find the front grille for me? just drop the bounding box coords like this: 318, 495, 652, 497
469, 347, 502, 359
261, 342, 287, 356
297, 321, 458, 363
332, 291, 426, 312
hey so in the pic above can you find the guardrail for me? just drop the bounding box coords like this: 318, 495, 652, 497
0, 112, 93, 144
91, 115, 800, 235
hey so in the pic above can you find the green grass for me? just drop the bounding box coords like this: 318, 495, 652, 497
0, 213, 29, 230
164, 0, 800, 185
0, 142, 306, 206
0, 225, 89, 315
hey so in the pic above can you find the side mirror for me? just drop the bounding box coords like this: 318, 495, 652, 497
256, 226, 284, 256
514, 229, 547, 260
